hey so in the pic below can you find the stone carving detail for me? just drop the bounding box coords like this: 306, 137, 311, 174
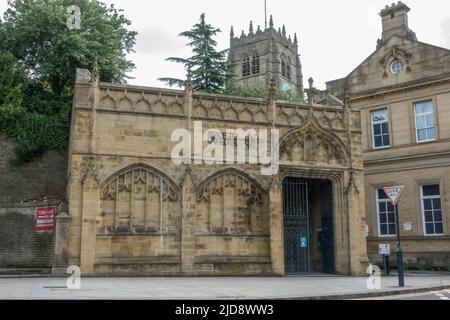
276, 105, 308, 126
196, 169, 268, 235
313, 109, 345, 130
80, 156, 100, 186
380, 46, 412, 77
193, 97, 268, 122
99, 88, 185, 115
280, 120, 348, 166
99, 165, 179, 234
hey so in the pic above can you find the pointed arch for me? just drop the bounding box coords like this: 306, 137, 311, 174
196, 168, 266, 202
251, 51, 260, 75
280, 116, 350, 166
99, 164, 180, 234
242, 55, 251, 77
100, 163, 179, 200
195, 168, 269, 235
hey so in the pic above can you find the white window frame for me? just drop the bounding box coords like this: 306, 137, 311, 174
371, 108, 390, 150
414, 101, 437, 143
420, 184, 444, 236
390, 59, 404, 75
376, 188, 397, 238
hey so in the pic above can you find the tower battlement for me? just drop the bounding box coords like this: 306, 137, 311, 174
228, 15, 303, 95
230, 18, 298, 52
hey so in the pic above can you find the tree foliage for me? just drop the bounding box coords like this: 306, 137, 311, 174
223, 77, 304, 102
159, 13, 228, 93
0, 0, 137, 163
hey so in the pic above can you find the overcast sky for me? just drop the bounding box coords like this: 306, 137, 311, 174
1, 0, 450, 89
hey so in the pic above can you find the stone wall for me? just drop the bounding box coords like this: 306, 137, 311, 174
66, 68, 368, 276
0, 134, 67, 203
0, 134, 67, 272
0, 202, 58, 270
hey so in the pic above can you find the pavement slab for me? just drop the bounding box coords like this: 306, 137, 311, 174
0, 273, 449, 300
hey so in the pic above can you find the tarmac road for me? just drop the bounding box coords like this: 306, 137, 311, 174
366, 289, 450, 300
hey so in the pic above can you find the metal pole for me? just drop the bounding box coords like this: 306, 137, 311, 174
395, 204, 405, 287
383, 255, 390, 276
264, 0, 267, 29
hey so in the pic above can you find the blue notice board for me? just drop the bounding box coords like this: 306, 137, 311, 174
299, 236, 308, 248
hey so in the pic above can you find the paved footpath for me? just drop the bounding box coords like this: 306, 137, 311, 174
0, 273, 449, 300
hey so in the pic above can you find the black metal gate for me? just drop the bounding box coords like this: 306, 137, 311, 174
283, 178, 309, 274
319, 181, 336, 274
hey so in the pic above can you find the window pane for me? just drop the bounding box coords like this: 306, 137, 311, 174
382, 135, 390, 147
424, 211, 433, 222
373, 124, 381, 136
416, 116, 426, 129
433, 199, 442, 210
378, 189, 388, 199
380, 224, 388, 235
381, 123, 389, 134
423, 185, 440, 196
380, 214, 387, 223
418, 129, 427, 141
415, 102, 433, 114
426, 128, 436, 141
435, 223, 444, 234
388, 224, 396, 235
434, 211, 442, 222
374, 136, 382, 148
426, 223, 435, 234
372, 110, 387, 123
423, 199, 432, 210
388, 213, 396, 223
387, 203, 395, 212
425, 114, 435, 127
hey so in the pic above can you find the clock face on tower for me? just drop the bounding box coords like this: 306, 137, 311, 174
281, 83, 290, 93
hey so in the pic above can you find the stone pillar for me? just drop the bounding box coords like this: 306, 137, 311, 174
269, 176, 284, 275
181, 168, 196, 274
79, 158, 101, 275
267, 79, 277, 125
346, 170, 369, 276
52, 209, 71, 277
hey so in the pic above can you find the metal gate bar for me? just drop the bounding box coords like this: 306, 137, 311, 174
283, 178, 309, 274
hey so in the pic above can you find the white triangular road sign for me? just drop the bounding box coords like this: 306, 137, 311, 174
383, 186, 405, 206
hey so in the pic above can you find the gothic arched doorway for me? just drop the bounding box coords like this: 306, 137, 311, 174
283, 178, 336, 274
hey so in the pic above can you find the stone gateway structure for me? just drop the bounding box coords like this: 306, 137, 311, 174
48, 2, 450, 277
61, 68, 368, 276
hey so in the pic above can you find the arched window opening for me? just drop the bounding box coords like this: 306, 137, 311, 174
281, 57, 291, 80
242, 56, 250, 77
251, 52, 260, 75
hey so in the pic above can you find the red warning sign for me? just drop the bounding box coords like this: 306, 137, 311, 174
383, 186, 405, 206
34, 206, 56, 231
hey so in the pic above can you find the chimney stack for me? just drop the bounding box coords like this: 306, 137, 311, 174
379, 2, 416, 43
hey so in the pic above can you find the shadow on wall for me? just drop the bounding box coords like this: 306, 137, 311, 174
0, 133, 67, 204
0, 205, 56, 270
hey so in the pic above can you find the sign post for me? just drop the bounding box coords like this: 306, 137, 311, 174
383, 186, 405, 287
378, 244, 391, 275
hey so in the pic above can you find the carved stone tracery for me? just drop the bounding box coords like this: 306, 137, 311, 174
280, 118, 349, 166
196, 169, 268, 235
99, 165, 179, 234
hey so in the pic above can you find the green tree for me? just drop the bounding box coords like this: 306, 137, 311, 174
1, 0, 137, 94
223, 80, 305, 102
159, 13, 228, 93
0, 0, 137, 163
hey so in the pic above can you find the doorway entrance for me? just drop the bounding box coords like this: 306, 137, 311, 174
283, 178, 336, 274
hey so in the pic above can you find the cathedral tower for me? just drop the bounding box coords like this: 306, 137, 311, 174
228, 16, 303, 95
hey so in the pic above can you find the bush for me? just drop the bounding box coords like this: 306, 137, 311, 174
13, 105, 70, 164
